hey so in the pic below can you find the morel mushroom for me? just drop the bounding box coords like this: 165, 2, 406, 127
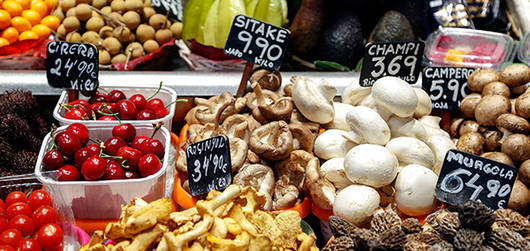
232, 164, 275, 210
249, 121, 293, 161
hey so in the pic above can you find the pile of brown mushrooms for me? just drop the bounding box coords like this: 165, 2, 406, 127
177, 69, 336, 211
451, 64, 530, 215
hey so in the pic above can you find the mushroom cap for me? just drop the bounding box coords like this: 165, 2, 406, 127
320, 157, 352, 190
459, 120, 480, 137
346, 106, 391, 145
507, 180, 530, 215
467, 68, 500, 92
474, 95, 510, 126
456, 132, 485, 155
519, 160, 530, 186
344, 144, 398, 188
480, 152, 514, 166
309, 179, 336, 211
229, 137, 248, 172
413, 88, 433, 118
484, 130, 502, 152
249, 69, 282, 91
291, 76, 336, 124
496, 113, 530, 134
313, 129, 357, 160
419, 115, 451, 138
482, 81, 511, 97
501, 134, 530, 163
386, 137, 435, 169
388, 116, 427, 140
500, 64, 530, 87
450, 118, 464, 138
395, 164, 438, 216
325, 102, 357, 131
249, 120, 293, 161
425, 135, 456, 175
289, 123, 316, 152
333, 184, 380, 226
372, 76, 418, 118
515, 93, 530, 119
341, 83, 371, 105
233, 164, 275, 210
460, 94, 482, 119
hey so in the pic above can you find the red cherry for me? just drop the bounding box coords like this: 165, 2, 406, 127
117, 100, 138, 120
66, 123, 89, 145
138, 154, 162, 177
141, 139, 165, 159
135, 109, 157, 120
54, 131, 81, 157
155, 108, 169, 119
68, 100, 90, 108
124, 171, 139, 179
103, 137, 127, 156
145, 98, 165, 111
88, 92, 108, 104
81, 156, 107, 181
116, 146, 142, 170
98, 116, 116, 121
67, 102, 91, 115
104, 160, 124, 180
105, 102, 119, 113
131, 136, 149, 151
42, 150, 64, 171
86, 144, 100, 156
57, 165, 81, 181
17, 239, 41, 251
64, 108, 88, 120
108, 90, 126, 102
73, 148, 94, 168
129, 94, 146, 110
112, 123, 136, 142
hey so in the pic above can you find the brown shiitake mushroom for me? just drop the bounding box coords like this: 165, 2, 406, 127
519, 160, 530, 186
501, 134, 530, 163
194, 92, 235, 125
496, 113, 530, 135
250, 69, 282, 91
480, 152, 514, 166
283, 84, 293, 97
246, 150, 260, 164
309, 179, 336, 211
474, 95, 510, 126
456, 132, 485, 155
507, 180, 530, 215
500, 64, 530, 88
221, 114, 260, 143
229, 137, 247, 172
273, 176, 299, 210
459, 120, 480, 137
482, 81, 510, 97
275, 150, 317, 191
249, 120, 293, 161
244, 87, 280, 111
467, 68, 500, 92
483, 130, 502, 152
460, 94, 482, 119
251, 82, 294, 121
289, 123, 315, 152
450, 118, 464, 138
232, 164, 275, 210
515, 93, 530, 119
290, 109, 320, 133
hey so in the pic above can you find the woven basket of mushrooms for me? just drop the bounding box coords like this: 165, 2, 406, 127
314, 75, 456, 227
450, 64, 530, 215
176, 70, 333, 213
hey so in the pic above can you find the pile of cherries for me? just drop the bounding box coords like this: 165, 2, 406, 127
0, 190, 63, 251
42, 123, 164, 181
63, 86, 170, 121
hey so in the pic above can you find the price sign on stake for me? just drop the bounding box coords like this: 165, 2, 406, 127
360, 41, 424, 87
150, 0, 182, 21
435, 149, 518, 210
46, 41, 99, 91
186, 135, 232, 196
225, 15, 290, 71
422, 67, 475, 110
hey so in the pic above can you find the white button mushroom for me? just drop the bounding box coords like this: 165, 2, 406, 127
385, 137, 435, 169
395, 164, 438, 216
387, 116, 427, 140
320, 158, 352, 190
344, 144, 398, 188
413, 88, 433, 118
346, 106, 391, 145
425, 135, 456, 175
419, 116, 451, 138
372, 76, 419, 118
325, 102, 357, 130
333, 184, 380, 226
314, 129, 357, 160
341, 82, 371, 105
291, 76, 336, 124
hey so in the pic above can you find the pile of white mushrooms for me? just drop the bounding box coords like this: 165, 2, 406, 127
312, 76, 455, 226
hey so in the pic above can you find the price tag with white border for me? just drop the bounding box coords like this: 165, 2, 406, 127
422, 67, 475, 110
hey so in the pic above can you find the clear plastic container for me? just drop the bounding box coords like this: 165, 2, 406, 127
424, 27, 517, 69
518, 32, 530, 65
52, 85, 178, 131
35, 124, 174, 220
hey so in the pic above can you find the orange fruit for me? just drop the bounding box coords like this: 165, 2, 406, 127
2, 27, 19, 43
2, 1, 23, 17
13, 0, 29, 9
21, 9, 40, 25
40, 15, 58, 30
18, 30, 38, 40
31, 23, 49, 38
30, 0, 47, 17
0, 37, 9, 47
43, 0, 55, 9
11, 16, 31, 32
0, 10, 11, 29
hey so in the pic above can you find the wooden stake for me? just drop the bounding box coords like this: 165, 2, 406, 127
236, 62, 253, 97
67, 89, 79, 102
441, 110, 451, 133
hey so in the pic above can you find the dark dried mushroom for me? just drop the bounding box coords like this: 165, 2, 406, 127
402, 218, 423, 234
406, 232, 444, 246
232, 164, 275, 210
374, 227, 407, 250
487, 226, 530, 251
404, 241, 432, 251
429, 210, 460, 241
428, 241, 454, 251
289, 123, 316, 152
184, 106, 201, 124
221, 114, 261, 143
275, 150, 316, 190
479, 245, 494, 251
458, 200, 494, 231
492, 208, 530, 237
245, 87, 280, 111
249, 69, 282, 91
249, 121, 293, 161
329, 216, 360, 239
246, 150, 260, 164
322, 236, 355, 251
453, 228, 484, 251
290, 109, 320, 133
353, 229, 379, 251
371, 208, 402, 235
456, 132, 485, 155
283, 83, 294, 97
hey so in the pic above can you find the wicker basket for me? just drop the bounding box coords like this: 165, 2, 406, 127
176, 39, 246, 71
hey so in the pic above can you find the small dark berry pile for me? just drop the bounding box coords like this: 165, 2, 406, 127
41, 123, 165, 181
324, 201, 530, 251
63, 84, 172, 121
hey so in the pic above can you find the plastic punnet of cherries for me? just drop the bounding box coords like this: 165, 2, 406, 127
0, 190, 63, 251
62, 84, 172, 121
41, 123, 164, 181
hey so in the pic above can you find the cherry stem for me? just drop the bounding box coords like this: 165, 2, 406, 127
89, 138, 103, 145
165, 98, 188, 108
121, 159, 129, 169
100, 153, 123, 160
60, 103, 72, 112
150, 122, 163, 139
146, 81, 163, 101
102, 104, 121, 122
50, 124, 58, 150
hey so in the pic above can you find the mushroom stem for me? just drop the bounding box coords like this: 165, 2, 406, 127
196, 185, 242, 216
251, 82, 267, 107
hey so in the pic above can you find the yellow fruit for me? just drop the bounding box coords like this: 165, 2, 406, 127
13, 0, 29, 10
43, 0, 56, 9
11, 16, 31, 32
0, 10, 11, 30
0, 37, 10, 47
18, 30, 38, 40
2, 1, 23, 17
21, 9, 40, 25
31, 23, 49, 38
40, 15, 59, 29
30, 1, 48, 17
2, 27, 19, 43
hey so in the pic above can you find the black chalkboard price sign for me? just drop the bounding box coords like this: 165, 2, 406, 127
150, 0, 182, 21
435, 149, 518, 210
422, 67, 475, 110
224, 15, 290, 70
360, 41, 424, 87
46, 41, 98, 91
186, 135, 232, 196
